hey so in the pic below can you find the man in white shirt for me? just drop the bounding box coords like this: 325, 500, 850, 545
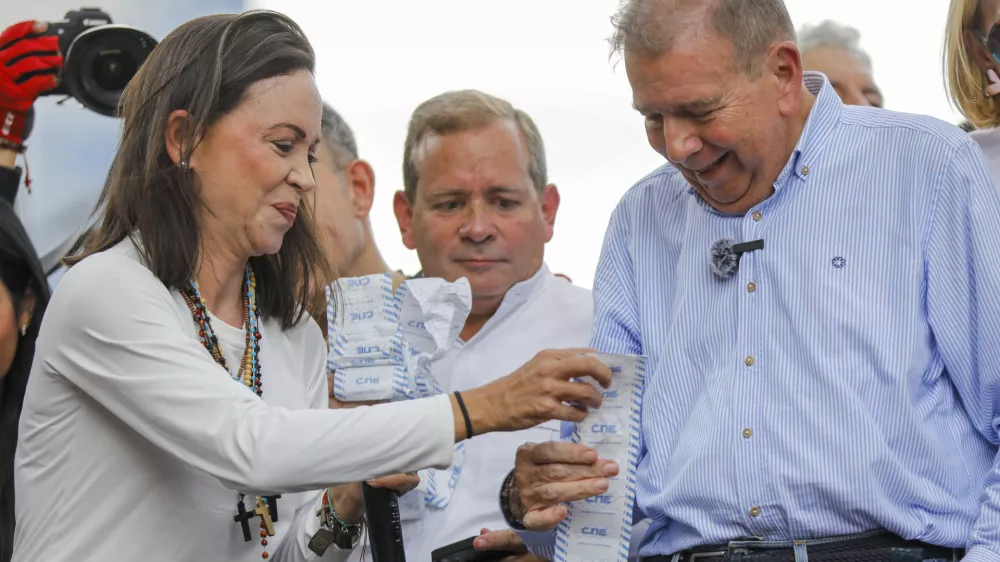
312, 103, 406, 293
348, 89, 593, 562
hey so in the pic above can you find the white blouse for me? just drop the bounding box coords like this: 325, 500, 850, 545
12, 240, 455, 562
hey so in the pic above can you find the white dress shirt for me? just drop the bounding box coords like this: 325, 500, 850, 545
13, 240, 456, 562
348, 264, 593, 562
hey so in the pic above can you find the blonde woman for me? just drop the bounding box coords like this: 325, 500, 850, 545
946, 0, 1000, 180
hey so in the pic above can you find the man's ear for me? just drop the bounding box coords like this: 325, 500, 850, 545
164, 110, 197, 167
767, 41, 804, 119
539, 184, 560, 243
344, 159, 376, 218
393, 190, 417, 250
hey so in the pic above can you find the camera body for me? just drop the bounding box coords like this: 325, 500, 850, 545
38, 7, 157, 117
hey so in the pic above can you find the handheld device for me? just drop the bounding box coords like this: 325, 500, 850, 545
362, 483, 406, 562
431, 536, 521, 562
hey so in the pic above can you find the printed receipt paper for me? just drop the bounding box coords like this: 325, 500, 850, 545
326, 273, 471, 402
554, 353, 647, 562
325, 273, 472, 511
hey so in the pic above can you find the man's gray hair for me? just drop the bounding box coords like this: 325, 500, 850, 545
402, 89, 547, 203
320, 103, 359, 169
798, 20, 872, 76
609, 0, 796, 76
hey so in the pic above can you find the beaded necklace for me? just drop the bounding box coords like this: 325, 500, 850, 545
180, 265, 274, 559
180, 266, 262, 394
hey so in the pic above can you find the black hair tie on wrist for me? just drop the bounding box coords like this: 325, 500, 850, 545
454, 391, 474, 439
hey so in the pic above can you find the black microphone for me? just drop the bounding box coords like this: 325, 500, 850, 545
709, 238, 764, 280
362, 483, 406, 562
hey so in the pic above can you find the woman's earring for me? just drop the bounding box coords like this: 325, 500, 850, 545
19, 324, 27, 336
986, 69, 1000, 97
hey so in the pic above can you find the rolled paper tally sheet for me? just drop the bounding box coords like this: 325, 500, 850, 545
327, 275, 471, 406
328, 273, 403, 401
327, 273, 399, 337
331, 329, 406, 402
554, 353, 647, 562
396, 278, 471, 398
395, 277, 471, 509
325, 273, 398, 366
327, 274, 473, 508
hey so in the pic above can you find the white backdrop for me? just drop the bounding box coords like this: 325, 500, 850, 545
251, 0, 957, 287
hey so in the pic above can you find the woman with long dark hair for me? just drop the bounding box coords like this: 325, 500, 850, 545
9, 10, 608, 562
0, 169, 49, 562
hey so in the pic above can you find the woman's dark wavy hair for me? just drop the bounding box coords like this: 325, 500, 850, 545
0, 201, 49, 562
66, 10, 331, 329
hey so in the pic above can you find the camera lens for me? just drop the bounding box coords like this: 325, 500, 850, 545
63, 26, 157, 117
91, 49, 137, 92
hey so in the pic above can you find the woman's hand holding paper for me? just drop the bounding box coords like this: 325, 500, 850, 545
452, 348, 613, 439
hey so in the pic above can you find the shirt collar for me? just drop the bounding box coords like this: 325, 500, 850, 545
779, 71, 843, 186
462, 262, 554, 345
491, 262, 553, 319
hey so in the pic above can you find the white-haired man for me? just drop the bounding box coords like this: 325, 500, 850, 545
799, 20, 883, 108
485, 0, 1000, 561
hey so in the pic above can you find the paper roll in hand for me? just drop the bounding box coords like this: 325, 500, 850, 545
326, 274, 471, 403
503, 354, 646, 562
554, 354, 646, 562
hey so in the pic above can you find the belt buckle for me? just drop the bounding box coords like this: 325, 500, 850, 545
688, 552, 727, 561
686, 536, 763, 561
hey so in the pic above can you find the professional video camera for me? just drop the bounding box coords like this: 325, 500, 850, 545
38, 7, 157, 117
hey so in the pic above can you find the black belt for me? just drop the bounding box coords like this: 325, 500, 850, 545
643, 531, 963, 562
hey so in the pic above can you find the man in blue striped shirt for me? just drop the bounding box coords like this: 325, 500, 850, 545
487, 0, 1000, 561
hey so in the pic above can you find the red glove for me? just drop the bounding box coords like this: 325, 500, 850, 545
0, 21, 62, 146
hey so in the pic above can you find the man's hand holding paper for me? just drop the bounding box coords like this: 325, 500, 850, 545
501, 353, 646, 562
509, 442, 620, 531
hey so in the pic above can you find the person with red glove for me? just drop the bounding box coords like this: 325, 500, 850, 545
0, 22, 60, 562
0, 21, 63, 562
0, 20, 62, 201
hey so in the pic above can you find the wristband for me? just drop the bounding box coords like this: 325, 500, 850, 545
308, 488, 364, 555
499, 469, 526, 531
454, 390, 474, 439
0, 138, 25, 152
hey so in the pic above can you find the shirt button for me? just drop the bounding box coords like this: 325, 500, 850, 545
751, 211, 762, 222
747, 282, 756, 293
744, 356, 754, 367
801, 166, 810, 176
742, 428, 753, 439
749, 506, 761, 517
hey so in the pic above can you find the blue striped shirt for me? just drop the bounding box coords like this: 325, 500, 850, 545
522, 73, 1000, 562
